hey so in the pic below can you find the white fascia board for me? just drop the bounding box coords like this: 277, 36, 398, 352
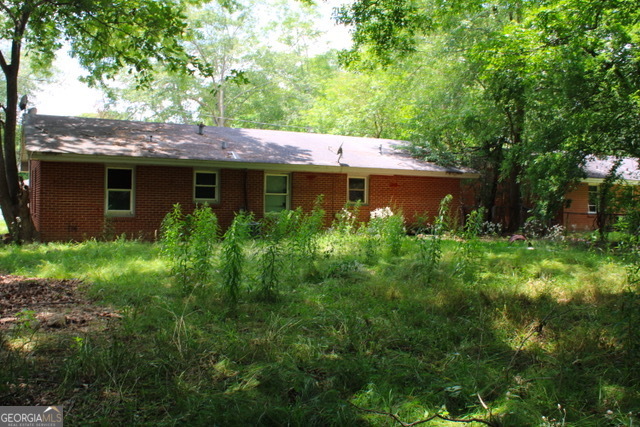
582, 177, 640, 185
28, 152, 480, 179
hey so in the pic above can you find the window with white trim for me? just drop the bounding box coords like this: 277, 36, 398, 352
588, 185, 598, 214
348, 177, 368, 204
106, 167, 134, 216
265, 173, 290, 213
194, 170, 218, 202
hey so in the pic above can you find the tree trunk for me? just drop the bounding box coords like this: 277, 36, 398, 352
503, 101, 525, 233
506, 167, 523, 233
216, 84, 225, 126
0, 31, 37, 243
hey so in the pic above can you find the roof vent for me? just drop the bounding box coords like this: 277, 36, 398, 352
198, 123, 205, 135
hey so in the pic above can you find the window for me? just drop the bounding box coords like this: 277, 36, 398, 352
194, 171, 218, 202
265, 174, 289, 213
106, 167, 134, 216
588, 185, 598, 214
348, 177, 367, 204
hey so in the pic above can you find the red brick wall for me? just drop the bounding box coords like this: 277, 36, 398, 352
291, 172, 347, 226
563, 183, 597, 231
34, 161, 105, 241
31, 161, 464, 241
30, 160, 42, 233
291, 172, 463, 226
367, 175, 462, 225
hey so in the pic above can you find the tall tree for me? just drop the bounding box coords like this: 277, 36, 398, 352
103, 0, 334, 130
335, 0, 640, 230
0, 0, 195, 241
297, 65, 420, 138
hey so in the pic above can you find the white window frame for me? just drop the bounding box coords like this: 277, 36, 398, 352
588, 185, 598, 214
348, 176, 368, 204
264, 173, 290, 213
193, 170, 219, 203
105, 166, 135, 217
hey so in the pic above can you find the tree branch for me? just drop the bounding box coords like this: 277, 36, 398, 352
0, 50, 8, 75
0, 1, 18, 24
349, 402, 500, 426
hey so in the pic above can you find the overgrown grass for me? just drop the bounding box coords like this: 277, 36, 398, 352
0, 228, 639, 426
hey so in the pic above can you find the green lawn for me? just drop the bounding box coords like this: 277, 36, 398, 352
0, 231, 638, 426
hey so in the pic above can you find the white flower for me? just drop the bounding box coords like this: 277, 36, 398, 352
370, 207, 394, 219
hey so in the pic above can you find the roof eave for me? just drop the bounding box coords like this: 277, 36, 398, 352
27, 151, 479, 179
582, 177, 640, 185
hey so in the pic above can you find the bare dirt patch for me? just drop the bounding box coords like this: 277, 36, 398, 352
0, 274, 120, 330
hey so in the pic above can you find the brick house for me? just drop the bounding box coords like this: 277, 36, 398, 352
21, 113, 478, 241
562, 156, 640, 231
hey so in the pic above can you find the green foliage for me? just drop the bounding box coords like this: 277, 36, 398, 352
335, 0, 640, 233
221, 211, 253, 305
453, 207, 486, 279
256, 197, 326, 300
1, 230, 639, 424
366, 207, 406, 259
417, 195, 452, 281
103, 0, 335, 127
161, 204, 219, 295
161, 204, 190, 292
1, 0, 197, 240
189, 204, 219, 286
333, 202, 361, 235
294, 195, 326, 260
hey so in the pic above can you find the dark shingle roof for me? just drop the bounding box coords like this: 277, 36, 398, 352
23, 114, 476, 177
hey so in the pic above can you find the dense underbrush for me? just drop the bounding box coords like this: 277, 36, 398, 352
0, 204, 638, 426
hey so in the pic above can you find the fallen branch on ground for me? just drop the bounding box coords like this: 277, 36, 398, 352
350, 402, 500, 426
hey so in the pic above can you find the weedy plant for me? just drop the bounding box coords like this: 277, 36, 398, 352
1, 226, 639, 425
333, 202, 361, 235
417, 194, 452, 281
453, 207, 486, 279
257, 197, 326, 299
257, 210, 294, 302
161, 204, 190, 292
160, 204, 219, 295
367, 207, 406, 259
292, 195, 325, 261
189, 204, 219, 291
221, 211, 253, 305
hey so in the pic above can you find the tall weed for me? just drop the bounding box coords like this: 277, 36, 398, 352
293, 195, 325, 260
160, 204, 191, 293
221, 211, 253, 304
160, 204, 219, 295
417, 195, 452, 281
333, 202, 361, 235
453, 207, 485, 279
367, 207, 406, 259
189, 205, 219, 288
257, 211, 294, 301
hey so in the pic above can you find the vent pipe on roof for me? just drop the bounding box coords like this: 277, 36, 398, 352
198, 123, 205, 135
222, 141, 228, 149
